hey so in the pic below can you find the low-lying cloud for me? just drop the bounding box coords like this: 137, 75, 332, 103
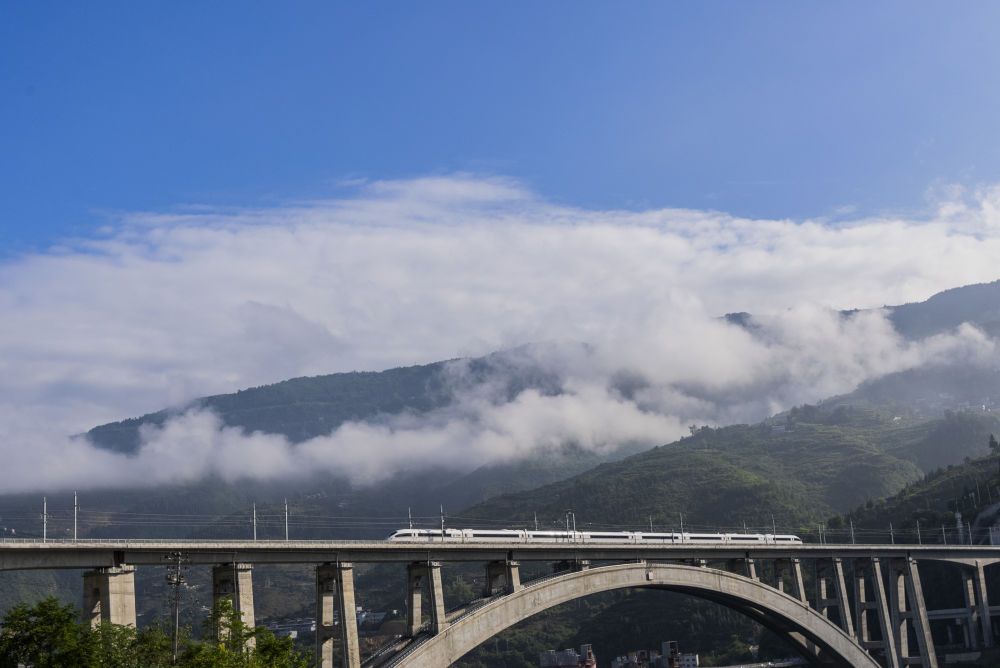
2, 175, 1000, 491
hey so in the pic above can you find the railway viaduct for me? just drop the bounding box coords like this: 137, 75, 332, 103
2, 540, 1000, 667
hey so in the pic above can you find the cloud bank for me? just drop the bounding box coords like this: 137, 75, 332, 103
2, 175, 1000, 491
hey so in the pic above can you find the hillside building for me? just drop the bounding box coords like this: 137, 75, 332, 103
539, 644, 597, 667
610, 641, 699, 668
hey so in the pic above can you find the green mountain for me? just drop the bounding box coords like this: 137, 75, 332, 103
458, 404, 1000, 533
84, 347, 569, 454
887, 279, 1000, 340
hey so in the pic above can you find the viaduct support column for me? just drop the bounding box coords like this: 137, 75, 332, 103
316, 563, 361, 668
484, 560, 521, 597
854, 560, 872, 646
778, 558, 807, 603
816, 558, 854, 638
903, 558, 936, 668
974, 561, 994, 648
212, 563, 255, 647
869, 558, 900, 668
961, 569, 980, 648
726, 557, 758, 581
406, 562, 446, 636
82, 565, 137, 628
888, 560, 912, 663
855, 558, 900, 668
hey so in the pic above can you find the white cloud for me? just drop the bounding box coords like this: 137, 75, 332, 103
1, 174, 999, 491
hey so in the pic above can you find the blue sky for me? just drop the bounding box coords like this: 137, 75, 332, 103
4, 2, 1000, 251
5, 3, 1000, 489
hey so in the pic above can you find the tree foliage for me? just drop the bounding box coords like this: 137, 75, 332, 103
0, 596, 312, 668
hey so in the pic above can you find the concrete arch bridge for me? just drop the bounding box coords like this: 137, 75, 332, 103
2, 540, 1000, 667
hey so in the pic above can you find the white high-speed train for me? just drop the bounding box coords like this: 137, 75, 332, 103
386, 528, 802, 545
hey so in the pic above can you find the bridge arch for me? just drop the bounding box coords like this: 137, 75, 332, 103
392, 562, 878, 668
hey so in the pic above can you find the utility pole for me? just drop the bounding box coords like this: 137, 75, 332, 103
849, 518, 856, 544
889, 522, 894, 544
408, 507, 413, 530
284, 499, 289, 541
166, 552, 186, 665
916, 521, 921, 545
42, 497, 47, 543
440, 505, 445, 541
74, 491, 78, 542
252, 503, 257, 541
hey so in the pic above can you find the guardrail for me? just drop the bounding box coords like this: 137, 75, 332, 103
0, 538, 384, 545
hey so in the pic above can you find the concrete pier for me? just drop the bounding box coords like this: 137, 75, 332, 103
816, 558, 854, 639
406, 561, 446, 635
316, 563, 360, 668
82, 565, 136, 628
974, 561, 994, 647
212, 562, 255, 646
775, 558, 807, 603
902, 558, 936, 667
483, 560, 521, 596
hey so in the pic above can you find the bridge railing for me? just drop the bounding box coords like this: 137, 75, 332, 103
0, 537, 384, 545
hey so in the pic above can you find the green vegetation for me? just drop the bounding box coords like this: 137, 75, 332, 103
0, 597, 311, 668
828, 433, 1000, 544
85, 362, 454, 453
449, 408, 1000, 667
460, 406, 1000, 532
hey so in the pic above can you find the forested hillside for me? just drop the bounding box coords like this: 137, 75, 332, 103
460, 406, 1000, 532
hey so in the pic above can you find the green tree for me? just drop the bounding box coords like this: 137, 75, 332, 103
180, 598, 311, 668
0, 596, 95, 667
0, 596, 308, 668
132, 622, 177, 668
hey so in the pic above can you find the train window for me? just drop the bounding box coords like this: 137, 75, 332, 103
690, 535, 722, 541
729, 535, 762, 541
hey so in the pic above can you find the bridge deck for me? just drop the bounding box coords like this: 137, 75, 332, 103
1, 539, 999, 570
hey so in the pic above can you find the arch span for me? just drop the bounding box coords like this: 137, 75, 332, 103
392, 562, 878, 668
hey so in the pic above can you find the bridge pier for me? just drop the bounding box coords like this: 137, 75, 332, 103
406, 561, 446, 635
887, 558, 936, 667
316, 563, 360, 668
974, 561, 994, 647
855, 557, 900, 668
960, 569, 980, 648
552, 559, 590, 574
816, 558, 854, 638
775, 558, 807, 603
212, 562, 255, 646
82, 565, 136, 628
484, 560, 521, 596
